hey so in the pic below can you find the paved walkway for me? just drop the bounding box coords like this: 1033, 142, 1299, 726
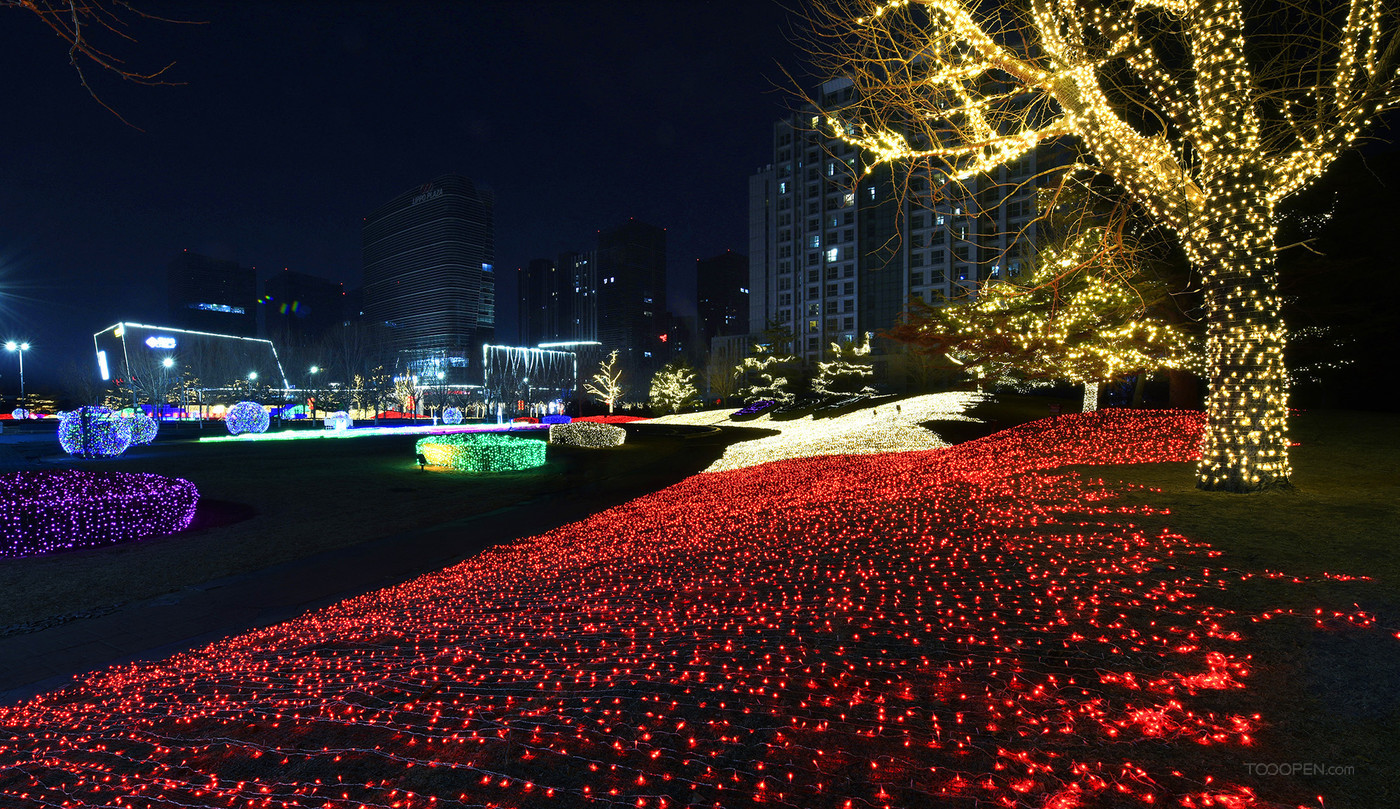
0, 424, 741, 705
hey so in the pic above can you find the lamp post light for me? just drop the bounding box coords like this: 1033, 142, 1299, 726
4, 341, 28, 404
161, 357, 174, 422
309, 366, 319, 424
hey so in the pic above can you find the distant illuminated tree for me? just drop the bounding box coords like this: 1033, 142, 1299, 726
804, 0, 1400, 491
649, 362, 699, 414
585, 350, 625, 414
891, 228, 1198, 412
813, 333, 878, 397
738, 339, 799, 405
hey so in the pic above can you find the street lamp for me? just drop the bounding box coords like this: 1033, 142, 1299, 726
161, 357, 174, 421
4, 341, 28, 403
309, 366, 319, 423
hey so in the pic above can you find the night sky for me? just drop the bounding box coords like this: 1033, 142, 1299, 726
0, 1, 811, 391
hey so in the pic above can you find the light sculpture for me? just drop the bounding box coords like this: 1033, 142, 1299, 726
0, 470, 198, 558
548, 421, 626, 448
10, 408, 28, 421
656, 391, 985, 472
739, 345, 798, 404
324, 410, 353, 431
57, 406, 132, 457
1, 409, 1381, 808
541, 414, 572, 425
126, 411, 159, 445
441, 406, 463, 425
808, 0, 1400, 491
812, 333, 877, 397
224, 401, 270, 435
415, 432, 546, 472
732, 399, 776, 419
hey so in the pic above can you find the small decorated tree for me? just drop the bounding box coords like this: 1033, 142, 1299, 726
813, 333, 877, 397
649, 362, 699, 414
890, 228, 1198, 412
736, 324, 800, 405
584, 350, 625, 414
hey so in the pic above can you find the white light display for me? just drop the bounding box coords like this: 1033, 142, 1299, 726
652, 391, 985, 472
548, 421, 627, 448
324, 411, 353, 431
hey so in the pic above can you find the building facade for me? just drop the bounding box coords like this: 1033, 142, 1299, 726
361, 175, 495, 367
594, 219, 666, 378
749, 78, 1055, 384
696, 250, 750, 350
167, 251, 258, 338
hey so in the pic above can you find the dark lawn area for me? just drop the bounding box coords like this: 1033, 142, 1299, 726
0, 422, 761, 631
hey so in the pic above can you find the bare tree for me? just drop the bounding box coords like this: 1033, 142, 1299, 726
5, 0, 190, 125
803, 0, 1400, 492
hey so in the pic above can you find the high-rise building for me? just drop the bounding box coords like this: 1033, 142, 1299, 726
559, 250, 597, 343
167, 251, 258, 337
749, 78, 1054, 381
516, 258, 557, 346
261, 269, 345, 346
361, 175, 495, 366
595, 219, 666, 376
518, 251, 600, 346
696, 250, 750, 351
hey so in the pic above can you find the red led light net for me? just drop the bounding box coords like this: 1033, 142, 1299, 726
0, 411, 1367, 807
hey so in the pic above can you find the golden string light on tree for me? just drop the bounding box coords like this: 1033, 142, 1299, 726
803, 0, 1400, 491
890, 226, 1199, 412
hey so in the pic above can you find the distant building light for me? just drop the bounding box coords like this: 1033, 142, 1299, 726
188, 303, 247, 314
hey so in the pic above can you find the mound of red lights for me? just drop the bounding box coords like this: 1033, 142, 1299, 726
0, 411, 1375, 807
0, 470, 199, 559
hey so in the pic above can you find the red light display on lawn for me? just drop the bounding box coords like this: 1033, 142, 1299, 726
0, 411, 1377, 807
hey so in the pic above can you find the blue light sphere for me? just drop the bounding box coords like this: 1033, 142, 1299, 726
226, 401, 270, 435
325, 411, 353, 431
58, 406, 133, 457
11, 408, 29, 421
441, 407, 463, 425
127, 411, 159, 445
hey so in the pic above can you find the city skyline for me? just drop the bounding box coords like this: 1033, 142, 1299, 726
0, 1, 807, 389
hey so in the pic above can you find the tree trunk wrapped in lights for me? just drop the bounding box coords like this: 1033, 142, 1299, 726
803, 0, 1400, 491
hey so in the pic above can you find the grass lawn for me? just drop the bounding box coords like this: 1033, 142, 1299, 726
1067, 408, 1400, 807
